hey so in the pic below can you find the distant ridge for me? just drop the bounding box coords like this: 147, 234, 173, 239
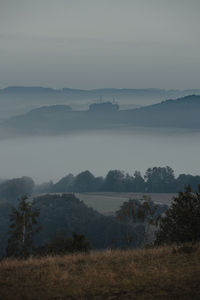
1, 95, 200, 137
2, 86, 199, 122
124, 94, 200, 128
132, 94, 200, 111
28, 105, 72, 115
147, 94, 200, 106
1, 86, 200, 95
1, 86, 57, 93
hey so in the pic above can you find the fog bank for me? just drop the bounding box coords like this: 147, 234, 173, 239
1, 129, 200, 183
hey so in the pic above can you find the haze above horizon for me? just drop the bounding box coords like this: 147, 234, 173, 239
0, 0, 199, 89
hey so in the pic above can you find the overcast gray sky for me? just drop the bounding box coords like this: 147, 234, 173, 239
0, 0, 199, 89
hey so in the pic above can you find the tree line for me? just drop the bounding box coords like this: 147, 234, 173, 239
2, 167, 200, 204
37, 166, 200, 193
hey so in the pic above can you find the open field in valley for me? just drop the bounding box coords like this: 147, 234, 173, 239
76, 192, 176, 215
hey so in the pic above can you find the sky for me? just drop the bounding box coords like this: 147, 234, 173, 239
0, 0, 200, 89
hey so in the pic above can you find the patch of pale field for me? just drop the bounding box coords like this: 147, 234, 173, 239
76, 192, 176, 214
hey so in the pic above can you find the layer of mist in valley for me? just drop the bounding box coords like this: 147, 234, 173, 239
1, 5, 200, 295
1, 128, 200, 184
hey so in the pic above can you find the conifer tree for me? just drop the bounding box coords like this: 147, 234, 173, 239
6, 195, 41, 257
155, 185, 200, 245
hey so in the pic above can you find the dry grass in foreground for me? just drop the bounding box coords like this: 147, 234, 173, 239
0, 245, 200, 300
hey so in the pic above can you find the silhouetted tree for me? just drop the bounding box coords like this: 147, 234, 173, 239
176, 174, 200, 192
73, 171, 96, 192
155, 185, 200, 245
37, 166, 200, 194
52, 174, 75, 192
132, 171, 146, 192
6, 195, 41, 258
104, 170, 125, 191
145, 166, 175, 192
117, 197, 167, 246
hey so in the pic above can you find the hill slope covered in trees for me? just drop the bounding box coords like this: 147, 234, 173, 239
0, 86, 198, 121
1, 95, 200, 137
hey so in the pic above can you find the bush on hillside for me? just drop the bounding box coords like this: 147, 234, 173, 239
35, 231, 91, 255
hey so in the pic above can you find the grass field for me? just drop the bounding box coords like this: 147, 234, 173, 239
0, 244, 199, 300
77, 192, 176, 214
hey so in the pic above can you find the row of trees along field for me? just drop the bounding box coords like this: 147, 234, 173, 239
1, 167, 200, 204
37, 166, 200, 193
3, 185, 200, 258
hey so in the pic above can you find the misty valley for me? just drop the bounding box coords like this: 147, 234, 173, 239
1, 128, 200, 183
0, 92, 200, 182
1, 92, 200, 297
1, 2, 200, 298
1, 90, 200, 254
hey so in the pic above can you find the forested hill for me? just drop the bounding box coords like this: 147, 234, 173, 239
1, 95, 200, 137
134, 94, 200, 110
0, 86, 181, 121
125, 94, 200, 128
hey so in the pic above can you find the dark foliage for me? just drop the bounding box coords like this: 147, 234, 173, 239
144, 166, 175, 192
6, 195, 41, 258
116, 197, 168, 246
176, 174, 200, 192
36, 231, 91, 255
51, 174, 74, 193
0, 193, 143, 257
35, 166, 200, 193
0, 177, 34, 204
155, 185, 200, 245
73, 171, 103, 192
0, 201, 11, 257
33, 194, 132, 250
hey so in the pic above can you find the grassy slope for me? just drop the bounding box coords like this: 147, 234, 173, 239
0, 245, 200, 300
